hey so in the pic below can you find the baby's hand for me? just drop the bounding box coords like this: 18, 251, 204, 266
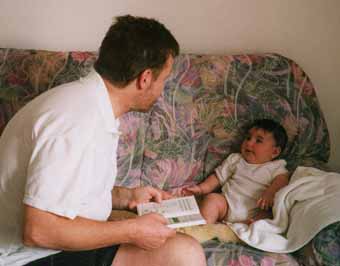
257, 190, 275, 210
180, 185, 202, 196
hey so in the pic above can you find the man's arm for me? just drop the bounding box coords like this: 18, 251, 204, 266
23, 204, 175, 251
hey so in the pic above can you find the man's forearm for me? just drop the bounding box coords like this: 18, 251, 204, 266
111, 186, 133, 210
23, 205, 135, 251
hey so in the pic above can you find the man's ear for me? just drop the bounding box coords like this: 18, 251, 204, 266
136, 69, 153, 91
272, 146, 281, 159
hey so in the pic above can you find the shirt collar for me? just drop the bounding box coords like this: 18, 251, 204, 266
82, 69, 121, 134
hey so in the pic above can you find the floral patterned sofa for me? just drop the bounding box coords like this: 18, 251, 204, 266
1, 48, 339, 266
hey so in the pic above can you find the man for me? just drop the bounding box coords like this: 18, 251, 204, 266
0, 15, 206, 266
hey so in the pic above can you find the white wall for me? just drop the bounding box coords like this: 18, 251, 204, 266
1, 0, 339, 171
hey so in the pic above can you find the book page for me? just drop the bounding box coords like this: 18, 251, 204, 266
167, 213, 206, 229
137, 196, 200, 218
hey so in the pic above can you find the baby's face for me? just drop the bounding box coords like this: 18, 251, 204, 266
241, 127, 281, 164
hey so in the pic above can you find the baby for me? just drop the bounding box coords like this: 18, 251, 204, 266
182, 119, 289, 224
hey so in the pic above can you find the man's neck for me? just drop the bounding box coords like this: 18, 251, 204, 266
102, 78, 132, 118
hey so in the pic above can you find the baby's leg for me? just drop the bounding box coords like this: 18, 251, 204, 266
199, 193, 228, 224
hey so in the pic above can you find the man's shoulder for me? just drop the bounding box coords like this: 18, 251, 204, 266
16, 77, 99, 138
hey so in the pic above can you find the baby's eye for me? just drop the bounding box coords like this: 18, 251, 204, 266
256, 138, 263, 143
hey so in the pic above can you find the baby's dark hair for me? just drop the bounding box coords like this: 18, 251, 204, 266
246, 119, 288, 152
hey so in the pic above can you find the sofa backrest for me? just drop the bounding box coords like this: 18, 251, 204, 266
0, 49, 330, 190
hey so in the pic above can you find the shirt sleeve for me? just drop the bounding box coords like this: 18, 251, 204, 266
215, 153, 241, 185
23, 132, 93, 219
271, 159, 288, 177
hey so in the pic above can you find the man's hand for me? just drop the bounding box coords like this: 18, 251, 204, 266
129, 213, 176, 250
128, 186, 172, 210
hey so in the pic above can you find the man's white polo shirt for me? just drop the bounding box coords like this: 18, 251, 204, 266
0, 69, 120, 266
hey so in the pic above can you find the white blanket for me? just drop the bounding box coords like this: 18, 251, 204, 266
228, 166, 340, 253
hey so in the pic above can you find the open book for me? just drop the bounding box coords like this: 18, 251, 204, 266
137, 195, 206, 229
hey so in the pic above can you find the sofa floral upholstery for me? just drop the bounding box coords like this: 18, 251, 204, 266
0, 48, 338, 266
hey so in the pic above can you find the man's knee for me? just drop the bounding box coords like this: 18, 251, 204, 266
166, 233, 206, 266
113, 233, 206, 266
